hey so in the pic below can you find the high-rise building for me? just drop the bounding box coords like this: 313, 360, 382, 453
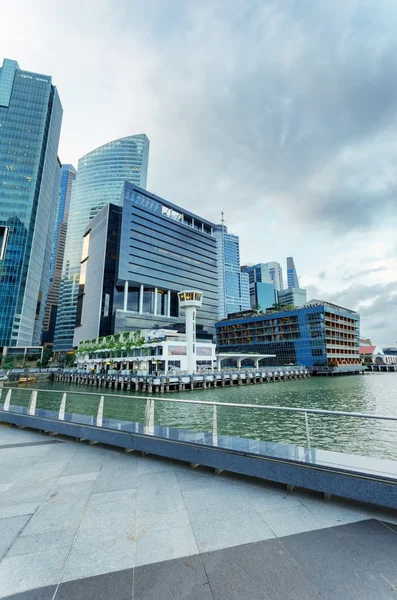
0, 58, 63, 348
53, 135, 149, 351
241, 263, 277, 310
266, 262, 284, 291
214, 225, 250, 319
277, 287, 307, 307
216, 300, 361, 369
286, 256, 300, 288
42, 164, 76, 345
73, 184, 218, 345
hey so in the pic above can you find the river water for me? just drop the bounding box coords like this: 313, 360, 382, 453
5, 373, 397, 460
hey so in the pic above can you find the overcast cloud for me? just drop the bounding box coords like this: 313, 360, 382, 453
1, 0, 396, 344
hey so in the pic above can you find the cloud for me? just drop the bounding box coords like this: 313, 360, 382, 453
1, 0, 396, 344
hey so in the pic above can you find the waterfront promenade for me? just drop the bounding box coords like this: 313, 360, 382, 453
1, 425, 397, 599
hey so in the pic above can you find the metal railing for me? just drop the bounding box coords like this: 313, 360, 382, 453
1, 386, 397, 455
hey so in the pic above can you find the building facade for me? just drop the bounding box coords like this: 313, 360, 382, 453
42, 164, 76, 345
73, 184, 219, 346
54, 135, 149, 351
214, 225, 250, 319
216, 300, 361, 369
75, 329, 216, 375
241, 263, 277, 310
266, 262, 284, 291
0, 58, 63, 349
277, 287, 307, 307
286, 256, 300, 289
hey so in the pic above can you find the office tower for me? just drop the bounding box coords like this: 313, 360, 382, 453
277, 287, 307, 307
214, 225, 250, 319
217, 300, 361, 369
266, 261, 284, 291
0, 58, 63, 348
42, 164, 76, 345
286, 256, 300, 288
73, 184, 218, 345
241, 263, 277, 310
53, 135, 150, 351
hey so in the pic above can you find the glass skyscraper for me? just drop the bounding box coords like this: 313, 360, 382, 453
53, 135, 150, 351
214, 225, 250, 319
0, 58, 63, 348
42, 164, 76, 344
286, 256, 300, 288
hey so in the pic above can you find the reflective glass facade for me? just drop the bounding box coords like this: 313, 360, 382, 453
216, 301, 361, 368
0, 59, 63, 348
214, 225, 250, 319
54, 135, 149, 351
287, 256, 300, 289
74, 184, 218, 345
42, 164, 76, 344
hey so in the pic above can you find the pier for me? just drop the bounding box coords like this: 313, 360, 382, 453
54, 367, 310, 392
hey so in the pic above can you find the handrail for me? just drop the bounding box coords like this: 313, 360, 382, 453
2, 387, 397, 422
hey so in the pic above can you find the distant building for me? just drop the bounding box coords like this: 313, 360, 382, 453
0, 58, 63, 349
266, 261, 284, 291
286, 256, 300, 289
277, 287, 307, 307
73, 184, 218, 346
54, 134, 150, 352
42, 164, 77, 345
214, 225, 250, 319
216, 300, 361, 369
241, 263, 276, 310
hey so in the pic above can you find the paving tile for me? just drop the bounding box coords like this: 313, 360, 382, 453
202, 538, 324, 600
0, 515, 31, 560
137, 508, 190, 536
136, 487, 186, 516
135, 524, 199, 567
56, 472, 98, 486
259, 505, 329, 538
330, 519, 397, 585
135, 554, 212, 600
0, 482, 15, 494
0, 546, 70, 597
94, 468, 137, 493
89, 488, 136, 506
300, 496, 371, 528
61, 531, 134, 581
182, 482, 251, 512
56, 568, 133, 600
20, 496, 88, 536
7, 528, 76, 557
0, 502, 39, 519
137, 470, 180, 491
0, 485, 51, 507
383, 521, 397, 534
240, 486, 302, 512
184, 495, 275, 553
0, 585, 57, 599
281, 524, 397, 600
136, 456, 188, 476
60, 460, 104, 477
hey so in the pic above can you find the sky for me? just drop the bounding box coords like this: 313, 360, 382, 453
1, 0, 397, 345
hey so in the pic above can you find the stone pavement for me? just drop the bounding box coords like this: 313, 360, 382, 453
0, 424, 397, 599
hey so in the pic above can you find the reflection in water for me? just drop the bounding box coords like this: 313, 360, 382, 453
4, 374, 397, 460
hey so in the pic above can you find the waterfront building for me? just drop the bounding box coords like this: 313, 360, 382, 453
76, 328, 216, 375
286, 256, 300, 289
214, 225, 250, 319
53, 134, 149, 352
0, 58, 63, 349
277, 287, 307, 307
73, 184, 218, 347
42, 164, 76, 345
216, 300, 361, 369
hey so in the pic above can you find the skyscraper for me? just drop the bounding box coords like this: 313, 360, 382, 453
53, 135, 150, 351
42, 164, 76, 345
241, 264, 277, 310
286, 256, 300, 288
0, 58, 63, 348
266, 261, 284, 291
214, 225, 250, 319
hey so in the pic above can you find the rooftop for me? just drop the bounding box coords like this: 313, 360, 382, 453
1, 424, 396, 599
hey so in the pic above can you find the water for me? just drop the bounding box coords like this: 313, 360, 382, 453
4, 373, 397, 460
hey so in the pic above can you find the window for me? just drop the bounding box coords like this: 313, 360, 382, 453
0, 226, 9, 259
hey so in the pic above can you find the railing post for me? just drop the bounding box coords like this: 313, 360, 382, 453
304, 410, 311, 450
3, 389, 11, 411
28, 391, 37, 416
144, 398, 154, 434
96, 395, 104, 427
212, 404, 218, 446
58, 393, 67, 421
